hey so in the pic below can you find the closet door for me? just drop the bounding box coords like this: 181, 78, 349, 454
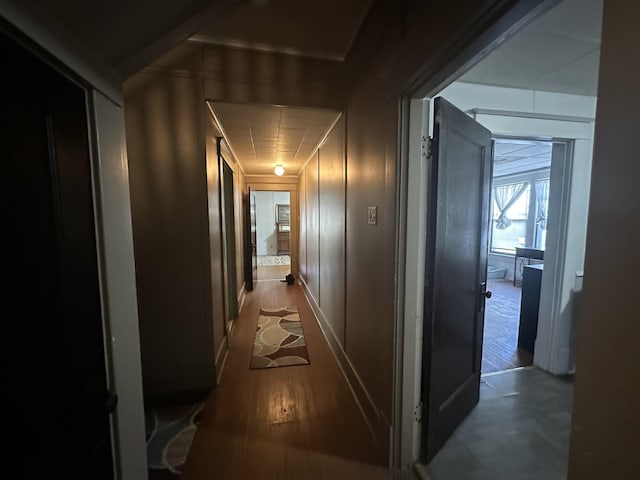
3, 31, 114, 478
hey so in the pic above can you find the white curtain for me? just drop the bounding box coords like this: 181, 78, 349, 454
535, 179, 550, 229
494, 182, 527, 230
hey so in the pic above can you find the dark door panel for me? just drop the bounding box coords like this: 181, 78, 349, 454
244, 187, 258, 290
422, 97, 492, 462
2, 30, 114, 478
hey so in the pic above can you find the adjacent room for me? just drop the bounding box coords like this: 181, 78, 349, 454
421, 0, 601, 477
254, 190, 292, 280
433, 0, 598, 377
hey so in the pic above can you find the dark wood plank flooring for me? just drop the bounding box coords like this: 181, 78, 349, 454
182, 281, 391, 480
482, 280, 533, 374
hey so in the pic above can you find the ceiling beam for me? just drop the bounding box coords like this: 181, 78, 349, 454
116, 0, 243, 79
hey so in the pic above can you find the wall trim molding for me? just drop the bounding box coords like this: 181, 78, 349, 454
215, 336, 229, 384
298, 277, 389, 452
237, 284, 247, 314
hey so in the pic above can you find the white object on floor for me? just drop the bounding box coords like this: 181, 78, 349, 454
257, 255, 291, 266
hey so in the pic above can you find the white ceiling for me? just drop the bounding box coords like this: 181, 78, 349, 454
210, 102, 341, 176
191, 0, 372, 60
457, 0, 601, 176
493, 139, 552, 177
459, 0, 603, 96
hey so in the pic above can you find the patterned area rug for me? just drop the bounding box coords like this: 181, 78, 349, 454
146, 402, 204, 479
251, 306, 310, 368
257, 255, 291, 266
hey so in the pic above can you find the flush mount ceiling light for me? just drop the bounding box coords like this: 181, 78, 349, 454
274, 163, 285, 176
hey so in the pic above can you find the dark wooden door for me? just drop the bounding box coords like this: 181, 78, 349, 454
2, 31, 114, 478
244, 187, 258, 290
250, 190, 258, 285
421, 97, 493, 463
220, 157, 238, 320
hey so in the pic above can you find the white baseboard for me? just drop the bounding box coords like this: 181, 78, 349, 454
237, 284, 247, 313
215, 338, 229, 384
552, 347, 574, 375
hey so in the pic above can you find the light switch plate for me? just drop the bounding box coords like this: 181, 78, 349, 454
368, 206, 377, 225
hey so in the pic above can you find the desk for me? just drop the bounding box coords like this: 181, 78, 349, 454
519, 264, 543, 354
513, 247, 544, 285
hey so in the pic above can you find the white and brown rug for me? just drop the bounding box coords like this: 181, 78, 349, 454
250, 306, 310, 369
146, 402, 204, 479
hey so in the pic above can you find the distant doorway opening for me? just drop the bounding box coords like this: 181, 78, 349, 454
483, 137, 551, 373
254, 190, 291, 281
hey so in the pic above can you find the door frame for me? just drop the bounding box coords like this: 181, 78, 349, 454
244, 180, 300, 279
2, 22, 125, 477
392, 0, 563, 470
218, 140, 239, 330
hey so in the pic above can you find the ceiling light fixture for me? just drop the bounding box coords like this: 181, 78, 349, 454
274, 163, 285, 176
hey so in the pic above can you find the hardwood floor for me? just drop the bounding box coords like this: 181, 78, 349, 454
182, 281, 392, 480
257, 264, 291, 280
482, 280, 533, 373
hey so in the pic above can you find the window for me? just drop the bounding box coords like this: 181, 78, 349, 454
490, 172, 550, 254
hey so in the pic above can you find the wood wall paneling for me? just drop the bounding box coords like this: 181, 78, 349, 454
305, 152, 321, 302
299, 169, 308, 283
201, 44, 346, 110
234, 168, 246, 302
318, 116, 346, 346
125, 72, 219, 397
345, 89, 398, 448
205, 117, 228, 374
568, 1, 640, 477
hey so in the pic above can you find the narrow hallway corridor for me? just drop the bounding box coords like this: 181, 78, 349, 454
182, 281, 392, 480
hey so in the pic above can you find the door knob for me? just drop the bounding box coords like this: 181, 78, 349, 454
484, 290, 492, 299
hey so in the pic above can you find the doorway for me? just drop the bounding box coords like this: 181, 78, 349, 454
3, 28, 114, 478
397, 0, 601, 472
220, 152, 239, 328
482, 137, 553, 374
254, 190, 292, 281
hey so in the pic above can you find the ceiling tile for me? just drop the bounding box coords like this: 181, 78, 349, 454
210, 102, 340, 175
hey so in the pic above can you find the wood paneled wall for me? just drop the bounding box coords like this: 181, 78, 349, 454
305, 153, 321, 302
568, 1, 640, 477
344, 89, 398, 435
318, 116, 347, 346
297, 0, 549, 460
299, 169, 308, 282
299, 117, 347, 345
125, 72, 219, 397
204, 115, 228, 376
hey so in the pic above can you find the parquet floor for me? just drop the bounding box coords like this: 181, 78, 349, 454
426, 368, 574, 479
182, 281, 393, 480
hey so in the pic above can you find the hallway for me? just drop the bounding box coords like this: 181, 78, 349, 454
182, 281, 393, 480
